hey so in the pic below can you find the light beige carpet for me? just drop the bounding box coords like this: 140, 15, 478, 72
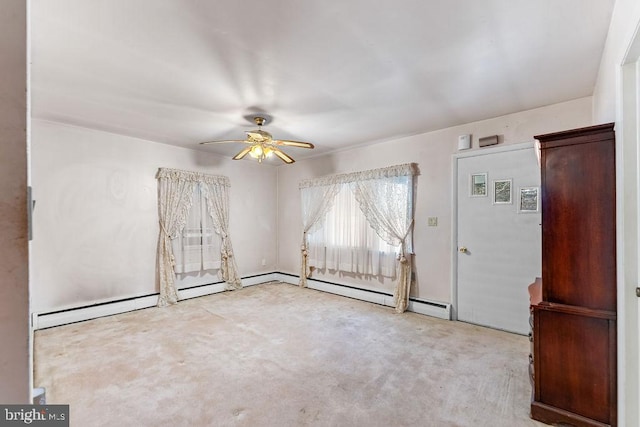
34, 282, 545, 426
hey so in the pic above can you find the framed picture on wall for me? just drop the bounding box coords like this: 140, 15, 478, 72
470, 173, 487, 197
518, 186, 539, 213
492, 179, 512, 204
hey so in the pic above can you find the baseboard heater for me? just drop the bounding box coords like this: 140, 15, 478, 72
32, 273, 280, 330
274, 273, 451, 320
32, 272, 451, 330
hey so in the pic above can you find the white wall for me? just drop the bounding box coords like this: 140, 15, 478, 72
592, 0, 640, 122
31, 120, 278, 313
0, 0, 30, 403
593, 2, 640, 425
277, 97, 592, 303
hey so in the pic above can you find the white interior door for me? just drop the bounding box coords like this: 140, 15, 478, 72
455, 143, 541, 335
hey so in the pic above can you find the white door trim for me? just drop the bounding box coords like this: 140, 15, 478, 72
450, 141, 536, 321
616, 17, 640, 427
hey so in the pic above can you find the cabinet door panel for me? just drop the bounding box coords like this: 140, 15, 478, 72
541, 138, 616, 311
535, 309, 613, 424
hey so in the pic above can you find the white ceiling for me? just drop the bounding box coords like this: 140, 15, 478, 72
31, 0, 615, 163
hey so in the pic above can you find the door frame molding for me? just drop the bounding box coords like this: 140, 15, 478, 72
450, 141, 536, 321
616, 17, 640, 427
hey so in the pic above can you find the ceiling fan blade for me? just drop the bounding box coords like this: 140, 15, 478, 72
232, 146, 252, 160
274, 140, 315, 149
199, 139, 251, 145
272, 148, 295, 164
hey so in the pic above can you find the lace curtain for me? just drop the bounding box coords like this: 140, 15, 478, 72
201, 178, 242, 289
353, 174, 414, 312
156, 168, 241, 307
299, 182, 341, 287
156, 171, 195, 306
299, 163, 417, 313
307, 185, 399, 277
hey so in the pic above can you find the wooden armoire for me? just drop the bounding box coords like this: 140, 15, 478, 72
530, 123, 617, 426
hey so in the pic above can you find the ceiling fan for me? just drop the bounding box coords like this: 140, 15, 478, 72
199, 116, 314, 164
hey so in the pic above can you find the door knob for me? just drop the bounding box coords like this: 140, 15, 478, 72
459, 246, 468, 253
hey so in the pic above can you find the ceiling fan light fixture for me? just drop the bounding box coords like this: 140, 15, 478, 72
199, 115, 314, 164
249, 144, 263, 159
249, 144, 274, 162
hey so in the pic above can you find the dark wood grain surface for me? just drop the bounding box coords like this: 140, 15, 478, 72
530, 123, 617, 427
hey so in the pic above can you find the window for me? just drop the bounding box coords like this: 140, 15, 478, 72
299, 164, 416, 311
172, 184, 221, 274
307, 183, 399, 277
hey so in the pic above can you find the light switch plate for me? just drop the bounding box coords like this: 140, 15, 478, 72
428, 217, 438, 227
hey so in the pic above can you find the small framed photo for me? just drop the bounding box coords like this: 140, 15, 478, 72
493, 179, 512, 204
518, 187, 539, 213
470, 173, 487, 197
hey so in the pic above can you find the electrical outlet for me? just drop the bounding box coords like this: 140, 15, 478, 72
428, 217, 438, 227
261, 258, 266, 266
